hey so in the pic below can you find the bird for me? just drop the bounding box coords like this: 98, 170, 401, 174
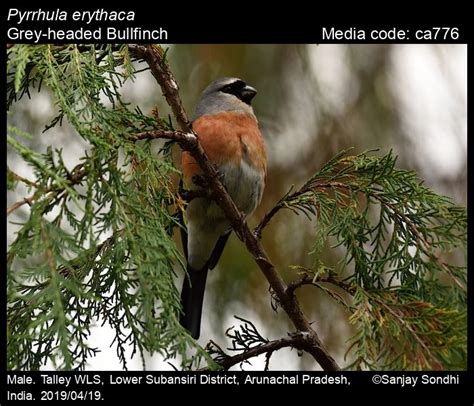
179, 77, 267, 339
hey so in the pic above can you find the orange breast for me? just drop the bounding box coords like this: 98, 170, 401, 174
182, 111, 266, 185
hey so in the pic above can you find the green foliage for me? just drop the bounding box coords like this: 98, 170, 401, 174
282, 149, 467, 369
7, 44, 213, 370
7, 45, 466, 371
348, 287, 466, 370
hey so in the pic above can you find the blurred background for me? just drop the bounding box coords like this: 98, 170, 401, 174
7, 44, 467, 370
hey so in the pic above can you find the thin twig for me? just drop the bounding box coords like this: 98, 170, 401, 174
255, 181, 347, 237
7, 195, 35, 216
9, 171, 38, 187
287, 272, 357, 297
254, 204, 281, 239
214, 333, 310, 370
7, 163, 88, 217
264, 351, 273, 371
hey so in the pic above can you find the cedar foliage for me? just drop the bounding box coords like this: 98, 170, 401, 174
7, 44, 466, 371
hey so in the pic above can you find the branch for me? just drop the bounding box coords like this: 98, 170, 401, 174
130, 46, 190, 131
255, 181, 347, 238
133, 129, 194, 143
286, 272, 356, 311
7, 163, 87, 217
133, 44, 339, 371
258, 178, 466, 291
254, 203, 282, 239
287, 272, 356, 297
209, 332, 310, 370
8, 170, 38, 188
7, 195, 35, 216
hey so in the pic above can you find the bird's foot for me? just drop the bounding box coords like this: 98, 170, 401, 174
192, 174, 209, 188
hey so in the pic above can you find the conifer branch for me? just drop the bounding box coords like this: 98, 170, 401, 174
208, 333, 308, 370
8, 170, 38, 187
286, 272, 356, 297
6, 44, 466, 371
6, 163, 87, 216
7, 195, 35, 216
206, 316, 312, 370
362, 290, 443, 370
257, 176, 466, 291
134, 44, 340, 371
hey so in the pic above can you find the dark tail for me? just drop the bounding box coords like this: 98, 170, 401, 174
180, 266, 209, 339
179, 229, 231, 339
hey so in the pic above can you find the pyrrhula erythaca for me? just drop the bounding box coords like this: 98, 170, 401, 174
180, 78, 267, 339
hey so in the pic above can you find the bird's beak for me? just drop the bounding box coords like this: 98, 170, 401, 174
240, 85, 257, 104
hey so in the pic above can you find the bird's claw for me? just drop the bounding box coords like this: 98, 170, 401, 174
216, 170, 225, 183
192, 174, 209, 188
192, 169, 224, 188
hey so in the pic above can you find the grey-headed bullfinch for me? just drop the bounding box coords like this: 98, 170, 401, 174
180, 78, 267, 339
